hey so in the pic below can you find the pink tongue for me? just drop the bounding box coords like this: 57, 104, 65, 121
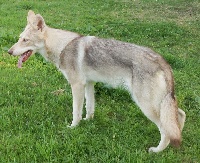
17, 55, 26, 68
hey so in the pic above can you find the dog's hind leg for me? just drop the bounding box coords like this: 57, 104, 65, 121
149, 94, 182, 152
70, 83, 85, 127
138, 105, 170, 152
84, 82, 95, 120
148, 126, 170, 153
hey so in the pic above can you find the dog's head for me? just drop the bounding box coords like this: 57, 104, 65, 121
8, 10, 46, 68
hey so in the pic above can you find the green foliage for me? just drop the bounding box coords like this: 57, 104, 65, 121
0, 0, 200, 162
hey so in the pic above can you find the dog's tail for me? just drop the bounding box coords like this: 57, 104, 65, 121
160, 93, 181, 147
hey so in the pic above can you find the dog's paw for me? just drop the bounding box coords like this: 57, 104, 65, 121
67, 121, 79, 128
83, 117, 92, 121
83, 114, 94, 120
148, 147, 158, 153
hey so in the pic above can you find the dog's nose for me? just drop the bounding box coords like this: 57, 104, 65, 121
8, 49, 13, 55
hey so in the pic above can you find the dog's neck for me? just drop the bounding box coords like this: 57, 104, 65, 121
39, 26, 80, 67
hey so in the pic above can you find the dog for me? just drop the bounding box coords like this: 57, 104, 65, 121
8, 10, 186, 152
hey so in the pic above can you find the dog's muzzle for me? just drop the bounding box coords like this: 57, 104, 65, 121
8, 49, 13, 55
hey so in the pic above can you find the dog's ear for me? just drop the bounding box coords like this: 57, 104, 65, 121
27, 10, 36, 24
27, 10, 45, 32
35, 14, 45, 32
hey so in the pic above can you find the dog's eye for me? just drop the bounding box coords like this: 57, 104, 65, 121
23, 38, 29, 42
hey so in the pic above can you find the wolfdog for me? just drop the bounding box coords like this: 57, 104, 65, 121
8, 10, 186, 152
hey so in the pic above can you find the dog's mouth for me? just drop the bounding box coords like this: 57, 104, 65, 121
18, 50, 33, 68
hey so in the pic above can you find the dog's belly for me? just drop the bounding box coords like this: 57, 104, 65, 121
85, 67, 131, 89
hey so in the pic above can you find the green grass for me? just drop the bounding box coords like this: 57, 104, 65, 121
0, 0, 200, 162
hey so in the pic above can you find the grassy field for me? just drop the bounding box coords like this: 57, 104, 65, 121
0, 0, 200, 162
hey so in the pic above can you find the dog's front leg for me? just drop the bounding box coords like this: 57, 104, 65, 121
84, 82, 95, 120
70, 83, 85, 127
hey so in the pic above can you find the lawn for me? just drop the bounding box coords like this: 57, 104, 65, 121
0, 0, 200, 162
